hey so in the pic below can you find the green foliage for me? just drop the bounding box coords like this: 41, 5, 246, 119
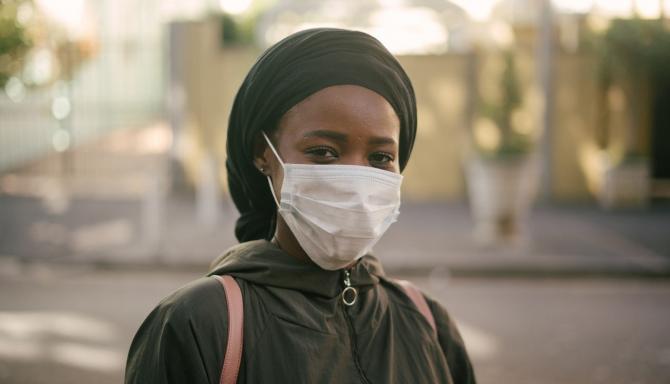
596, 18, 670, 88
477, 50, 530, 157
499, 50, 522, 129
0, 0, 32, 87
590, 18, 670, 156
220, 12, 256, 46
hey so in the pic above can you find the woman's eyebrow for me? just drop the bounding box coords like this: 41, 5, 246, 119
302, 129, 348, 143
303, 129, 397, 146
368, 136, 397, 146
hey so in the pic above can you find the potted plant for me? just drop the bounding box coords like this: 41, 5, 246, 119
466, 50, 538, 247
0, 0, 32, 89
591, 18, 670, 208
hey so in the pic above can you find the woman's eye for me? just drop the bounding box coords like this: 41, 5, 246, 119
306, 146, 338, 161
369, 152, 394, 165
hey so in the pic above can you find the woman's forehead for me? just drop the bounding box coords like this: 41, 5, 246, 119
277, 85, 400, 143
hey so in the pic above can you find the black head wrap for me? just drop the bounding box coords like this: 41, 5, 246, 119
226, 27, 417, 242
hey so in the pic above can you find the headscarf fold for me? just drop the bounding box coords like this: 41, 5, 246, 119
226, 28, 417, 242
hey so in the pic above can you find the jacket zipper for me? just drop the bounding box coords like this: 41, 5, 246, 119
341, 269, 372, 384
342, 269, 357, 306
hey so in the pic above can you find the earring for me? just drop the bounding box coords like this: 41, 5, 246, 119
259, 166, 265, 174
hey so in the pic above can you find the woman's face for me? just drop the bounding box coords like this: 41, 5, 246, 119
255, 84, 401, 190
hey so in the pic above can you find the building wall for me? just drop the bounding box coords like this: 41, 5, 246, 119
395, 55, 470, 200
0, 0, 165, 173
176, 19, 606, 202
552, 54, 597, 200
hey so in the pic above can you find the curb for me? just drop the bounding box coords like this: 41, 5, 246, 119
3, 256, 670, 280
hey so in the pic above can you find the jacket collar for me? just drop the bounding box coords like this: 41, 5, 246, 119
207, 240, 385, 299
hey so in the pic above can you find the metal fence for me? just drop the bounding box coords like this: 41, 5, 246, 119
0, 0, 166, 173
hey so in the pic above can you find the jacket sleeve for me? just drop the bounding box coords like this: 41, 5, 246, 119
426, 297, 477, 384
124, 278, 228, 384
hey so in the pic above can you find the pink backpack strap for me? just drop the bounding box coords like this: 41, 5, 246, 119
213, 275, 244, 384
396, 279, 437, 335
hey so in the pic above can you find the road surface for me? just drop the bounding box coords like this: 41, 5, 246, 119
0, 264, 668, 384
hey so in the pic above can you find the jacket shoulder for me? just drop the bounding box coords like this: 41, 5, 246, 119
162, 276, 227, 316
208, 239, 269, 271
424, 295, 477, 384
379, 278, 476, 383
124, 276, 230, 384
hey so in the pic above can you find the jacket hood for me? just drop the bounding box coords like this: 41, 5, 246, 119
206, 240, 386, 299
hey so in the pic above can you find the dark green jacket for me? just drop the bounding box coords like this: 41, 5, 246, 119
125, 240, 476, 383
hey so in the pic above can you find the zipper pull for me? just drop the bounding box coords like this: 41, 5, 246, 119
342, 269, 358, 306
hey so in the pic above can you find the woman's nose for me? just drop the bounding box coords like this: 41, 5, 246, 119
340, 153, 369, 167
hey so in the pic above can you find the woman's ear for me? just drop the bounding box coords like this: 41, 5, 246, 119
252, 133, 270, 175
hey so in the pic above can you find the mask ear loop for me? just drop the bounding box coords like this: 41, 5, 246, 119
262, 132, 283, 207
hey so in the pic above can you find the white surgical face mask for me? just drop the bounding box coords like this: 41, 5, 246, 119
262, 132, 402, 270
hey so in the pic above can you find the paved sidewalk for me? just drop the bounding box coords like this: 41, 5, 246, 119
3, 190, 669, 278
376, 202, 670, 277
2, 266, 669, 384
1, 126, 669, 278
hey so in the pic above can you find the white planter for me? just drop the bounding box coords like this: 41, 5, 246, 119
465, 155, 538, 247
598, 155, 649, 209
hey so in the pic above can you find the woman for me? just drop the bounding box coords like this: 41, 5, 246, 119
125, 28, 475, 384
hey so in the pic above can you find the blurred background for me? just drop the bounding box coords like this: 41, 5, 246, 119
1, 0, 669, 383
